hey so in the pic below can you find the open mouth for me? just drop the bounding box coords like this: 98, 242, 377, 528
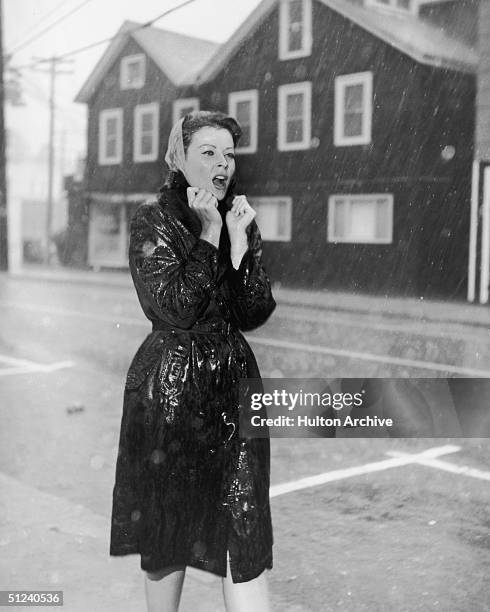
212, 175, 228, 190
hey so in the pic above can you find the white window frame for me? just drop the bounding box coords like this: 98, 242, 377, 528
98, 108, 123, 166
279, 0, 313, 60
120, 54, 146, 90
133, 103, 159, 163
327, 193, 393, 244
249, 196, 292, 242
334, 72, 373, 147
172, 98, 200, 125
278, 81, 311, 151
228, 90, 258, 154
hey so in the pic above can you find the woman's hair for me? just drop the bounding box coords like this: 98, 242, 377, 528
182, 110, 242, 154
164, 110, 242, 190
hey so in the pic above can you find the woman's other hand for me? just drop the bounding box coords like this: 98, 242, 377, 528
187, 187, 222, 248
226, 196, 256, 269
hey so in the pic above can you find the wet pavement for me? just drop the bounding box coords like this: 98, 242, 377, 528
0, 266, 489, 611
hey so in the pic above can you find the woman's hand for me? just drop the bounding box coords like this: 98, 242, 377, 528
226, 196, 256, 269
187, 187, 222, 248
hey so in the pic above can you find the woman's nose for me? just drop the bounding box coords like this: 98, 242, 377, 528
216, 154, 228, 168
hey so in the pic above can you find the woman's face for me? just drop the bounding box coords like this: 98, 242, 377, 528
182, 126, 236, 201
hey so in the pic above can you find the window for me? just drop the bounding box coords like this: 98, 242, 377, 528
98, 108, 123, 165
134, 103, 159, 162
334, 72, 373, 146
249, 197, 292, 241
172, 98, 200, 124
328, 194, 393, 244
278, 82, 311, 151
366, 0, 414, 13
120, 54, 146, 89
279, 0, 312, 60
228, 90, 258, 153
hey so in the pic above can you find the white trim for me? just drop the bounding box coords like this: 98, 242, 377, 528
228, 90, 258, 154
468, 160, 479, 302
334, 72, 373, 146
249, 196, 292, 241
328, 193, 393, 244
120, 53, 146, 90
479, 167, 490, 304
279, 0, 313, 60
98, 108, 123, 166
172, 98, 200, 125
133, 103, 159, 162
278, 81, 312, 151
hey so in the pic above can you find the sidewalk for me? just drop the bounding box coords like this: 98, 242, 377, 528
7, 263, 490, 329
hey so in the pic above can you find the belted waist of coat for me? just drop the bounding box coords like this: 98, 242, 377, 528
151, 319, 235, 336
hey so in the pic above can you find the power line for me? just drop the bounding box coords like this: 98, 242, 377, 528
8, 0, 199, 70
8, 0, 75, 51
8, 0, 94, 56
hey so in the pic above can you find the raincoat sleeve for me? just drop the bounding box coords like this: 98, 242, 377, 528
129, 203, 219, 329
226, 219, 276, 332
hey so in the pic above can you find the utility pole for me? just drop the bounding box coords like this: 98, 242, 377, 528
32, 56, 73, 263
0, 0, 8, 271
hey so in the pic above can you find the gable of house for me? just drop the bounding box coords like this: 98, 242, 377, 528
75, 21, 219, 103
196, 0, 477, 85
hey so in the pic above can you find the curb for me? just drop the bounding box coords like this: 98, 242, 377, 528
5, 268, 490, 330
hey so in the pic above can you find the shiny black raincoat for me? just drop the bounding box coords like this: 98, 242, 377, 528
109, 184, 276, 583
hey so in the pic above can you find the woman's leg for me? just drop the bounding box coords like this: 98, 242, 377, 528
221, 552, 271, 612
143, 565, 186, 612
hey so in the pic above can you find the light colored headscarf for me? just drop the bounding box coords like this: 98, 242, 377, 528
164, 117, 186, 173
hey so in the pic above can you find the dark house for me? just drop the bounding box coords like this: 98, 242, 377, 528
176, 0, 477, 298
74, 21, 218, 268
74, 1, 480, 301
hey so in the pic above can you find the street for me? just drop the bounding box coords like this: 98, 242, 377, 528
0, 273, 489, 611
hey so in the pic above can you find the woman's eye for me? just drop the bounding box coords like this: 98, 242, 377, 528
226, 153, 235, 160
203, 150, 214, 156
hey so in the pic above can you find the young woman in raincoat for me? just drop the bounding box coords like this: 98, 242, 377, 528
110, 111, 276, 612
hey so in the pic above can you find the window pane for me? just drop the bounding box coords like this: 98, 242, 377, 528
141, 134, 153, 155
287, 93, 304, 119
141, 112, 153, 132
344, 84, 363, 112
344, 112, 363, 137
349, 201, 376, 240
276, 201, 289, 237
179, 105, 196, 118
240, 125, 251, 148
396, 0, 411, 9
106, 137, 116, 158
288, 0, 303, 51
106, 117, 117, 137
333, 200, 347, 238
235, 100, 251, 125
287, 118, 303, 143
127, 61, 141, 84
375, 199, 390, 239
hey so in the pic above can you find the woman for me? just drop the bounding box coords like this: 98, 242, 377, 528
109, 111, 276, 612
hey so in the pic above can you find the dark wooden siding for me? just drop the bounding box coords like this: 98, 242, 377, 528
86, 37, 176, 194
181, 1, 474, 297
476, 0, 490, 160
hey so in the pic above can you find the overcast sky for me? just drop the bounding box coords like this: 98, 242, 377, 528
4, 0, 263, 172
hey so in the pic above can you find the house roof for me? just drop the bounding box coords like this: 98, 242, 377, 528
75, 21, 219, 103
195, 0, 477, 84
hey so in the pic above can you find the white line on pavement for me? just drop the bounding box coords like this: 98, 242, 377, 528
0, 354, 75, 376
269, 445, 461, 497
1, 302, 487, 377
385, 450, 490, 481
246, 336, 490, 377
